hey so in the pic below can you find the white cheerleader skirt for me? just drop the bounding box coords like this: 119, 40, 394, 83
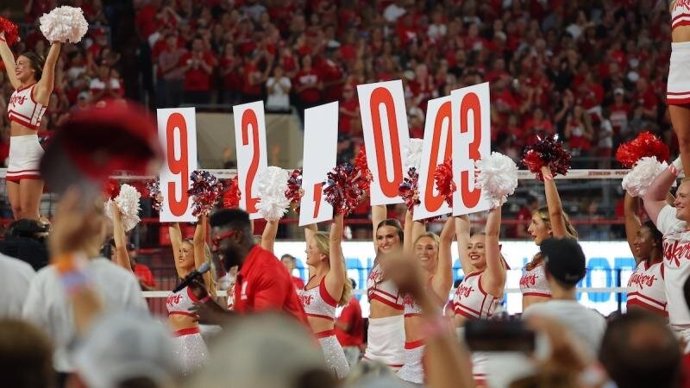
668, 42, 690, 105
362, 315, 405, 370
172, 327, 208, 375
396, 340, 425, 384
316, 330, 350, 378
7, 134, 43, 183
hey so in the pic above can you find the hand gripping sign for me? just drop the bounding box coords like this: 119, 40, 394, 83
299, 102, 338, 226
157, 108, 198, 222
415, 96, 453, 220
451, 83, 491, 216
357, 80, 411, 205
233, 101, 268, 220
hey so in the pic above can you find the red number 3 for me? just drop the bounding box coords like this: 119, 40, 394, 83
166, 113, 189, 216
459, 92, 482, 208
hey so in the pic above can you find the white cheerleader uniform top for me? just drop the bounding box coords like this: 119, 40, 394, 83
7, 84, 46, 130
672, 0, 690, 30
519, 262, 552, 298
452, 271, 498, 319
656, 205, 690, 327
298, 277, 338, 320
166, 286, 200, 317
403, 293, 423, 318
368, 263, 405, 310
627, 260, 667, 315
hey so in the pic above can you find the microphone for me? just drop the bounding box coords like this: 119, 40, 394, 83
172, 262, 211, 293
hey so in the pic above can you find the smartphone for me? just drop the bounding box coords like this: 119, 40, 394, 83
464, 320, 536, 353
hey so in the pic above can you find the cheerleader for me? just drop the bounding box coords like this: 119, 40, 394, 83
668, 0, 690, 176
0, 27, 61, 220
166, 215, 212, 375
298, 214, 352, 378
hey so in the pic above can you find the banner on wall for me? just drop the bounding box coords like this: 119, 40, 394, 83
272, 241, 636, 317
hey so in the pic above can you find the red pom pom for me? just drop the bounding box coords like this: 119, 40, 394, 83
146, 179, 162, 211
398, 167, 420, 213
104, 179, 120, 200
521, 136, 571, 181
615, 131, 670, 168
188, 170, 224, 217
0, 17, 20, 46
434, 159, 456, 207
223, 177, 241, 209
324, 163, 365, 215
285, 168, 303, 212
353, 146, 372, 192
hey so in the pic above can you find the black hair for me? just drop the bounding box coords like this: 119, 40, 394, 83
525, 194, 538, 205
599, 310, 681, 388
19, 52, 45, 82
350, 278, 356, 288
281, 253, 296, 262
641, 220, 663, 250
376, 219, 404, 243
210, 208, 251, 232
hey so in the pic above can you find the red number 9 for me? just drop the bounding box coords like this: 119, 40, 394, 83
166, 113, 190, 216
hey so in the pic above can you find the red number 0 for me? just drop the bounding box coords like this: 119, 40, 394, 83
241, 109, 260, 213
312, 182, 323, 218
370, 87, 403, 197
166, 113, 190, 216
459, 92, 482, 208
424, 101, 452, 212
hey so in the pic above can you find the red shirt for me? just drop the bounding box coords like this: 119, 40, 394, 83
234, 245, 308, 323
181, 52, 216, 92
335, 297, 364, 347
134, 263, 156, 288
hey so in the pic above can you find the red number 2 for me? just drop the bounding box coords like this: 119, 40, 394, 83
166, 113, 189, 216
459, 92, 482, 208
241, 109, 260, 214
424, 101, 452, 212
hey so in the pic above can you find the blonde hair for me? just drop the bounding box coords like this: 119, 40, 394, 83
525, 207, 577, 270
414, 232, 440, 247
313, 232, 352, 306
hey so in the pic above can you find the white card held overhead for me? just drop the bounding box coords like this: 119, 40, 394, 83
357, 80, 410, 205
451, 83, 491, 216
299, 102, 338, 226
415, 96, 453, 220
233, 101, 268, 220
157, 107, 198, 222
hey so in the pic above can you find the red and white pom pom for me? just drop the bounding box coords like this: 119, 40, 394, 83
405, 139, 425, 170
146, 179, 163, 211
324, 163, 364, 215
39, 6, 89, 43
256, 166, 290, 221
285, 168, 303, 211
104, 178, 120, 200
188, 170, 224, 217
622, 157, 668, 197
0, 17, 20, 46
475, 152, 519, 208
105, 183, 142, 231
615, 131, 670, 168
223, 177, 241, 209
434, 159, 455, 207
522, 135, 571, 181
398, 167, 420, 213
353, 146, 372, 192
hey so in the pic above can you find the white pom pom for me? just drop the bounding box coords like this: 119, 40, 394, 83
475, 152, 519, 208
256, 166, 291, 221
405, 139, 425, 170
622, 157, 668, 197
105, 184, 141, 231
39, 6, 89, 43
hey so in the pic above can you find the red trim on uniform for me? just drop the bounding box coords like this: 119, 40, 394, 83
672, 13, 690, 22
186, 286, 201, 303
7, 168, 41, 174
660, 262, 665, 279
454, 305, 479, 319
404, 339, 425, 349
627, 299, 668, 316
8, 115, 40, 129
370, 294, 404, 310
28, 85, 37, 104
174, 327, 200, 337
667, 96, 690, 106
5, 173, 41, 183
370, 287, 401, 301
15, 83, 36, 92
306, 313, 335, 320
361, 356, 404, 368
168, 311, 197, 318
522, 292, 552, 297
404, 313, 422, 318
476, 273, 488, 296
318, 278, 338, 307
627, 291, 667, 308
314, 329, 336, 338
9, 109, 33, 120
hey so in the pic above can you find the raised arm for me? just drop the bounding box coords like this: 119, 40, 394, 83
372, 204, 386, 250
623, 193, 642, 263
483, 208, 506, 295
169, 223, 186, 279
403, 209, 419, 255
35, 42, 62, 100
193, 215, 211, 289
541, 166, 568, 238
324, 214, 346, 300
111, 206, 133, 273
0, 32, 19, 89
455, 215, 474, 274
431, 217, 455, 301
261, 219, 279, 253
643, 160, 680, 224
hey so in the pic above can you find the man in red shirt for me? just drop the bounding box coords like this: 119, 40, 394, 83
200, 209, 307, 324
335, 279, 364, 367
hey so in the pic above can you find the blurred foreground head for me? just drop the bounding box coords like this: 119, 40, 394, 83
184, 313, 335, 388
0, 319, 54, 388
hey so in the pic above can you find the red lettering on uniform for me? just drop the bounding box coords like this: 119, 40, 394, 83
299, 293, 314, 306
628, 272, 657, 289
9, 95, 26, 106
520, 273, 537, 288
664, 240, 690, 267
456, 283, 474, 299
